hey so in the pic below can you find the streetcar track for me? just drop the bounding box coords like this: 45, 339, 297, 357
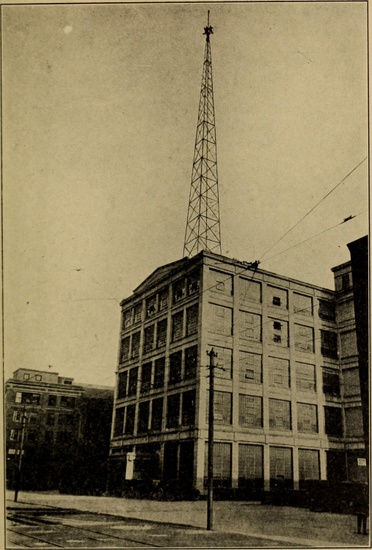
7, 526, 64, 548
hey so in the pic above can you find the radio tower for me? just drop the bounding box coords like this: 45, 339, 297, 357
183, 12, 222, 257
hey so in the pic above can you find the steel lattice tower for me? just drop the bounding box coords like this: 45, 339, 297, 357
183, 15, 222, 257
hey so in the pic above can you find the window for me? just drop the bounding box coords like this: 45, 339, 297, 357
268, 286, 288, 309
125, 404, 135, 435
35, 375, 42, 381
58, 413, 74, 426
345, 407, 363, 437
141, 363, 152, 393
340, 331, 358, 357
206, 391, 232, 425
240, 278, 261, 303
269, 399, 291, 431
159, 288, 169, 311
185, 346, 197, 380
133, 303, 142, 323
123, 308, 132, 328
299, 449, 320, 480
167, 394, 180, 428
293, 293, 313, 316
10, 429, 18, 441
269, 357, 290, 389
156, 318, 167, 348
151, 397, 163, 431
131, 332, 140, 358
321, 330, 338, 359
322, 368, 340, 397
169, 351, 182, 385
15, 392, 22, 404
213, 346, 232, 379
137, 401, 150, 434
239, 311, 261, 342
318, 300, 336, 322
128, 367, 138, 396
146, 295, 157, 318
186, 304, 199, 336
23, 373, 30, 380
188, 270, 200, 295
114, 407, 124, 437
153, 357, 165, 389
343, 368, 360, 396
297, 403, 318, 433
239, 444, 263, 482
172, 311, 183, 341
120, 337, 130, 362
324, 406, 343, 437
143, 325, 155, 354
60, 396, 75, 408
173, 279, 186, 303
270, 447, 293, 483
46, 412, 55, 426
118, 371, 128, 399
182, 390, 196, 426
270, 319, 288, 347
21, 393, 41, 405
296, 362, 316, 392
239, 352, 262, 384
239, 394, 262, 427
48, 395, 57, 407
210, 269, 233, 296
294, 324, 314, 353
204, 442, 232, 486
12, 410, 21, 422
210, 304, 233, 336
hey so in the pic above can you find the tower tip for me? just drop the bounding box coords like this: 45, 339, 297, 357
203, 10, 213, 42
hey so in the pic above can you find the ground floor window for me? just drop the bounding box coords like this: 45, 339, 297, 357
238, 444, 263, 488
204, 442, 232, 488
298, 449, 320, 481
270, 446, 293, 489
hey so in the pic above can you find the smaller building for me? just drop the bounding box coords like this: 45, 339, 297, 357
5, 368, 114, 494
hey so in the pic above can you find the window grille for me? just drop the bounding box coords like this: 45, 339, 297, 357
239, 444, 263, 479
172, 311, 183, 341
269, 357, 290, 389
239, 352, 262, 384
185, 346, 197, 380
156, 318, 167, 348
240, 311, 261, 341
296, 362, 316, 392
186, 304, 199, 336
153, 358, 165, 389
269, 399, 291, 430
131, 332, 140, 358
239, 394, 262, 427
143, 325, 154, 354
151, 397, 163, 431
297, 403, 318, 433
293, 293, 313, 316
140, 363, 152, 393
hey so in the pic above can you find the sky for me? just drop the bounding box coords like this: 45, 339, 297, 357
3, 1, 368, 386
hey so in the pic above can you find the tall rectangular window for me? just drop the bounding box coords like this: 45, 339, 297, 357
156, 318, 167, 348
299, 449, 320, 480
114, 407, 124, 437
318, 300, 336, 322
239, 394, 262, 428
169, 351, 182, 385
146, 295, 157, 318
210, 269, 233, 296
60, 396, 74, 408
239, 444, 263, 482
322, 367, 340, 397
133, 303, 142, 324
117, 371, 128, 399
270, 447, 293, 483
159, 288, 169, 311
131, 332, 140, 358
137, 401, 150, 434
269, 357, 290, 389
185, 346, 197, 380
321, 330, 338, 359
269, 399, 291, 431
213, 346, 232, 379
172, 311, 183, 341
269, 319, 288, 347
239, 352, 262, 384
207, 391, 232, 425
128, 367, 138, 396
297, 403, 318, 433
294, 324, 314, 353
187, 270, 200, 296
173, 279, 186, 303
240, 311, 261, 342
296, 362, 316, 392
48, 395, 57, 407
182, 390, 196, 426
151, 397, 163, 431
143, 325, 155, 354
240, 278, 261, 304
186, 304, 199, 336
324, 406, 343, 437
167, 394, 180, 428
123, 309, 133, 328
120, 337, 130, 362
204, 442, 232, 486
210, 304, 233, 336
293, 293, 313, 316
153, 357, 165, 389
141, 362, 152, 394
125, 404, 135, 435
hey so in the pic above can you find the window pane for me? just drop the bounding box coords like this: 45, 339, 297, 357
340, 331, 358, 357
239, 352, 262, 384
345, 407, 363, 437
293, 293, 313, 316
268, 286, 288, 309
125, 404, 135, 435
239, 278, 261, 304
173, 279, 186, 303
321, 330, 338, 359
297, 403, 318, 433
299, 449, 320, 480
270, 446, 293, 481
239, 444, 263, 480
143, 325, 155, 354
239, 395, 262, 427
169, 351, 182, 385
343, 368, 360, 396
167, 394, 180, 428
131, 332, 140, 358
146, 295, 157, 318
138, 401, 150, 434
294, 324, 314, 353
210, 269, 233, 296
239, 311, 261, 342
269, 399, 291, 431
172, 311, 183, 341
269, 357, 290, 389
322, 367, 340, 397
188, 270, 200, 296
153, 358, 165, 389
117, 371, 128, 399
296, 362, 316, 392
269, 319, 288, 347
210, 304, 233, 336
128, 367, 138, 396
114, 407, 124, 437
185, 346, 197, 380
182, 390, 196, 426
141, 363, 152, 393
213, 346, 232, 379
186, 304, 199, 336
206, 391, 232, 424
318, 300, 336, 322
324, 406, 343, 437
151, 397, 163, 431
156, 318, 167, 348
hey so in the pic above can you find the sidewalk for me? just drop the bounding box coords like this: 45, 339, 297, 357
6, 491, 370, 548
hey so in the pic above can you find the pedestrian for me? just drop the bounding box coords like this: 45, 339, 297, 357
355, 484, 369, 535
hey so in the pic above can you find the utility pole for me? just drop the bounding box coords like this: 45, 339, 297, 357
207, 348, 217, 530
14, 408, 27, 502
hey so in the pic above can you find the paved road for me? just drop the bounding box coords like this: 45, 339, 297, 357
6, 503, 300, 548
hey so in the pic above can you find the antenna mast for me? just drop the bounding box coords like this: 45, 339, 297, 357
183, 12, 222, 257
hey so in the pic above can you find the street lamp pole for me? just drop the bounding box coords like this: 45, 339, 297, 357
14, 408, 27, 502
207, 348, 217, 531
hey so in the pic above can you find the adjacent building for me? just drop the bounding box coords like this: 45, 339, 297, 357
108, 245, 368, 495
5, 368, 114, 493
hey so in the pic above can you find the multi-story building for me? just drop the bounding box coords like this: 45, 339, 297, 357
5, 368, 114, 493
109, 247, 367, 495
